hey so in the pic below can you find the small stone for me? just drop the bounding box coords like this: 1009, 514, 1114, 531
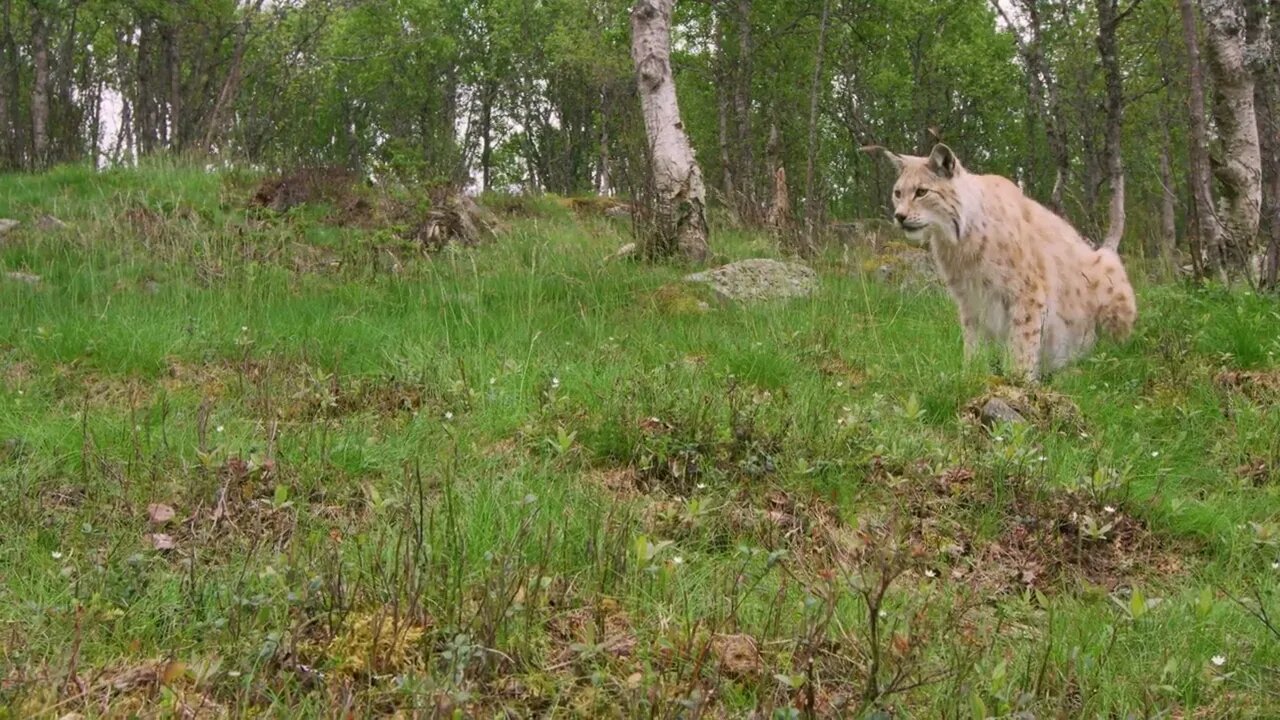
981, 398, 1026, 427
0, 219, 19, 235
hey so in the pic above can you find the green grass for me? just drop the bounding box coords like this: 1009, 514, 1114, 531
2, 163, 1279, 717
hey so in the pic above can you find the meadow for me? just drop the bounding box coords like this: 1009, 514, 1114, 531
2, 163, 1279, 717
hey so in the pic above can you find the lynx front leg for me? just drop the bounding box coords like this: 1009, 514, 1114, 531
1008, 299, 1046, 382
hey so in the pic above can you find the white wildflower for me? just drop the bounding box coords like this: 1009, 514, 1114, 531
50, 551, 63, 560
671, 556, 684, 566
1104, 505, 1116, 514
215, 425, 224, 433
1211, 655, 1226, 667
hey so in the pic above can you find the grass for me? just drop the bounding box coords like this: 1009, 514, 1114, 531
2, 161, 1279, 717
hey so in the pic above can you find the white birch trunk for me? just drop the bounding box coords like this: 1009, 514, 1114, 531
1203, 0, 1263, 279
630, 0, 709, 261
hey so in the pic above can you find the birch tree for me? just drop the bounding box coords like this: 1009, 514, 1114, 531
630, 0, 710, 261
1202, 0, 1262, 279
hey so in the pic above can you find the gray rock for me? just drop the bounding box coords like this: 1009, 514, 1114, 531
0, 219, 18, 235
685, 258, 817, 302
980, 398, 1026, 427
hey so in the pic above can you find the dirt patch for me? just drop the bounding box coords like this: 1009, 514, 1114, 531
586, 467, 644, 499
1216, 368, 1280, 402
970, 492, 1182, 592
546, 598, 638, 670
250, 166, 361, 213
889, 466, 1187, 593
402, 194, 500, 252
710, 633, 762, 678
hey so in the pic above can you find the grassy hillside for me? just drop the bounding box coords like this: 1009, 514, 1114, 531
2, 163, 1279, 717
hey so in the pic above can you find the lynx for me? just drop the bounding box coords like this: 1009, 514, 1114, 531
872, 143, 1136, 381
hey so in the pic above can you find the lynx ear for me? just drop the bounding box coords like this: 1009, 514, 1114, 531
860, 145, 904, 171
927, 143, 958, 178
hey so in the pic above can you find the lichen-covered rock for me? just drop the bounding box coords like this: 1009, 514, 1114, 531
964, 384, 1085, 434
685, 258, 817, 302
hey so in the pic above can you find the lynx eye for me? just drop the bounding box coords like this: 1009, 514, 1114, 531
893, 189, 901, 199
915, 188, 930, 199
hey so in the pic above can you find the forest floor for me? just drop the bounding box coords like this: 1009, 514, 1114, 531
2, 162, 1279, 718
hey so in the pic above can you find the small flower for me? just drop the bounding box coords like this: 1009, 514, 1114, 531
443, 411, 454, 421
488, 377, 496, 385
1104, 505, 1116, 514
924, 568, 937, 578
1037, 455, 1047, 462
50, 551, 63, 560
1151, 451, 1160, 458
671, 556, 684, 566
550, 376, 561, 389
240, 326, 248, 332
1211, 655, 1226, 667
696, 483, 707, 490
1271, 561, 1279, 571
215, 425, 225, 433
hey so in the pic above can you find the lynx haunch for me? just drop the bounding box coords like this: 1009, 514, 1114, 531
874, 143, 1136, 380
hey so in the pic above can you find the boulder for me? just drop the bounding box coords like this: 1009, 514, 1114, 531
685, 258, 817, 302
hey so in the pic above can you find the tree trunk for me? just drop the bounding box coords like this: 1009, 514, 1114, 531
716, 81, 737, 212
30, 9, 50, 169
1251, 1, 1280, 289
733, 0, 755, 221
202, 0, 265, 154
1203, 0, 1262, 280
479, 81, 494, 192
801, 0, 831, 255
1096, 0, 1126, 251
999, 0, 1068, 213
630, 0, 710, 262
166, 17, 182, 150
597, 87, 612, 195
1180, 0, 1221, 279
1158, 124, 1179, 275
764, 115, 790, 234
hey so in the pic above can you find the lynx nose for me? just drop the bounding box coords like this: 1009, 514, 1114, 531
894, 212, 907, 224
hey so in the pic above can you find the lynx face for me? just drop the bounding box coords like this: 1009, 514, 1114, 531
886, 145, 963, 244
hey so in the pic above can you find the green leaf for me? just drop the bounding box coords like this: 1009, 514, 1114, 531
1130, 587, 1147, 620
970, 692, 988, 720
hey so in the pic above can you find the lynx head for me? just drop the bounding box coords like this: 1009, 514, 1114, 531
867, 143, 964, 243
